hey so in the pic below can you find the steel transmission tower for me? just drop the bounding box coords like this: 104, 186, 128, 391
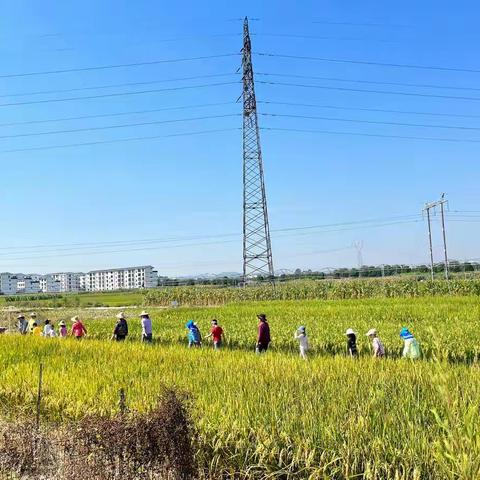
242, 17, 274, 283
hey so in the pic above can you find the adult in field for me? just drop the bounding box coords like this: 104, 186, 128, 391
17, 315, 28, 335
366, 329, 385, 358
28, 312, 38, 333
112, 312, 128, 342
71, 316, 87, 340
400, 328, 421, 359
205, 319, 224, 350
139, 311, 153, 343
256, 314, 271, 354
345, 328, 358, 358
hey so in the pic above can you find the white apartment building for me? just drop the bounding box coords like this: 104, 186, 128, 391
51, 272, 82, 292
83, 266, 157, 292
0, 273, 41, 295
0, 265, 158, 295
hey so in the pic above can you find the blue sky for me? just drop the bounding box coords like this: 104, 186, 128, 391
1, 0, 480, 275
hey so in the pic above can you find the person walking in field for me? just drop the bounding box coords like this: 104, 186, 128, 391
205, 319, 224, 350
345, 328, 358, 358
366, 329, 385, 358
400, 328, 421, 359
58, 321, 68, 338
43, 319, 57, 337
71, 316, 87, 340
139, 311, 153, 343
294, 326, 309, 360
256, 314, 271, 354
28, 313, 38, 333
17, 315, 28, 335
112, 312, 128, 342
32, 322, 42, 337
185, 320, 202, 348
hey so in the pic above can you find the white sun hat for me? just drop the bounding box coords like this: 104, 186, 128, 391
116, 312, 126, 319
139, 311, 149, 317
366, 328, 377, 336
345, 328, 355, 336
71, 315, 79, 322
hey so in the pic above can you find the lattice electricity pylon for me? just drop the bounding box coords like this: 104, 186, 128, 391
242, 17, 274, 284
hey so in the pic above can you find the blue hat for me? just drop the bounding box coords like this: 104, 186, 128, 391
186, 320, 194, 329
400, 328, 414, 340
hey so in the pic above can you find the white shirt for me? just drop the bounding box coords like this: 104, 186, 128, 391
372, 337, 385, 357
295, 332, 309, 350
43, 324, 57, 337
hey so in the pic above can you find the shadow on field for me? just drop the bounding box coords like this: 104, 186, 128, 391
0, 389, 196, 480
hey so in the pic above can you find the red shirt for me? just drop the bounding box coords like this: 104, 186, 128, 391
72, 321, 86, 337
211, 325, 223, 342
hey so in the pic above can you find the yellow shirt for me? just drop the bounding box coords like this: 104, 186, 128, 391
32, 326, 42, 336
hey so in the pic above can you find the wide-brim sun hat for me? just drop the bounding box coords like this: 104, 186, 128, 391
139, 311, 149, 317
400, 327, 413, 339
30, 312, 37, 318
345, 328, 355, 336
59, 321, 66, 327
257, 314, 267, 320
116, 312, 126, 319
17, 315, 25, 319
298, 325, 306, 332
71, 316, 79, 322
366, 328, 377, 336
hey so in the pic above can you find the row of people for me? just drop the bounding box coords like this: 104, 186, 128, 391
16, 311, 421, 359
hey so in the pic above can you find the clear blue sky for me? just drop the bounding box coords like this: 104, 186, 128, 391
1, 0, 479, 276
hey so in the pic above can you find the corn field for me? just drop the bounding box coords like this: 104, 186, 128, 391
1, 296, 480, 478
143, 278, 480, 306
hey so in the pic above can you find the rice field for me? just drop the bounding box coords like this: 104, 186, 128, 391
1, 296, 480, 478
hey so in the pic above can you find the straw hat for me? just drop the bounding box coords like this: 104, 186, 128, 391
30, 312, 37, 318
59, 321, 66, 327
366, 328, 377, 337
345, 328, 355, 336
116, 312, 126, 319
17, 314, 25, 320
71, 316, 79, 322
139, 311, 149, 317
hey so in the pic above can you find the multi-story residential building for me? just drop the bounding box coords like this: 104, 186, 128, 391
0, 266, 158, 295
82, 266, 157, 292
51, 272, 82, 292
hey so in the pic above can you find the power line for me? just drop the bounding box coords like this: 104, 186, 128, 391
252, 33, 396, 43
260, 112, 480, 132
262, 126, 480, 144
0, 81, 240, 108
0, 101, 236, 128
255, 52, 480, 74
257, 80, 480, 102
0, 113, 241, 140
259, 100, 480, 120
257, 72, 480, 93
0, 127, 242, 154
0, 53, 239, 79
0, 73, 237, 99
0, 214, 423, 254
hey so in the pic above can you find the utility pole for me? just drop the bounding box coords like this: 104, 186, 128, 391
353, 241, 364, 277
242, 17, 274, 285
423, 193, 449, 281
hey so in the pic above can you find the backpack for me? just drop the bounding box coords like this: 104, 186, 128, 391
116, 320, 128, 337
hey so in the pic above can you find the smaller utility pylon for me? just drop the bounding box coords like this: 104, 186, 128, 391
423, 193, 449, 280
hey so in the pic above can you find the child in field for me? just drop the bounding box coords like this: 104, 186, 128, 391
294, 326, 309, 359
71, 316, 87, 340
186, 320, 202, 348
205, 319, 224, 350
58, 321, 68, 338
366, 329, 385, 358
400, 328, 421, 359
43, 319, 57, 337
32, 322, 42, 337
345, 328, 358, 358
